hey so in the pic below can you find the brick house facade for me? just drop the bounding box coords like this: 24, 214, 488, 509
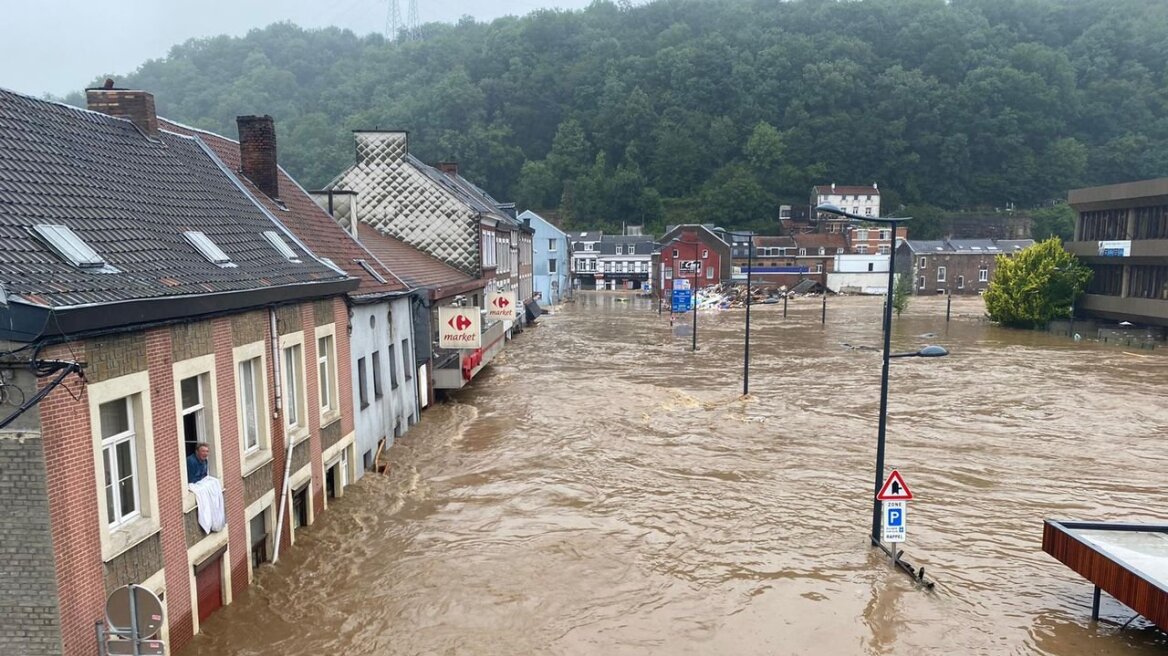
0, 86, 359, 655
657, 225, 733, 294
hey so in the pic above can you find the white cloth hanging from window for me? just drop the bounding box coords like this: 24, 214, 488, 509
189, 476, 226, 533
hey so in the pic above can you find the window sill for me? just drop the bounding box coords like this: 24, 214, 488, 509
320, 411, 341, 429
289, 426, 310, 446
103, 516, 161, 562
242, 448, 273, 477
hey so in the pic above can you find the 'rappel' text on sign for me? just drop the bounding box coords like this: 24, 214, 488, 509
438, 306, 482, 349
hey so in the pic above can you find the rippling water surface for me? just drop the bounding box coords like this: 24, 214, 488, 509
180, 294, 1168, 655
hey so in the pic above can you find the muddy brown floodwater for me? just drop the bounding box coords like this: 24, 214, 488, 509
180, 294, 1168, 656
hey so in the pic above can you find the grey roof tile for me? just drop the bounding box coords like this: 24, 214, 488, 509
0, 89, 349, 309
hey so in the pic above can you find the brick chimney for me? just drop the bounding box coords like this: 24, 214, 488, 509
85, 79, 159, 138
236, 115, 280, 200
437, 162, 459, 176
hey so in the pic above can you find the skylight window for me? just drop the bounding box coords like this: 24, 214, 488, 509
263, 230, 301, 262
184, 231, 236, 268
32, 224, 106, 268
356, 259, 388, 284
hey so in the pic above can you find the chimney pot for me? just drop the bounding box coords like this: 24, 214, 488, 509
85, 85, 159, 138
237, 115, 280, 200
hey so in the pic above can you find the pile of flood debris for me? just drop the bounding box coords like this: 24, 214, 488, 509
692, 280, 828, 309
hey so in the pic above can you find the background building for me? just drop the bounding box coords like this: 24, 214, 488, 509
1066, 177, 1168, 325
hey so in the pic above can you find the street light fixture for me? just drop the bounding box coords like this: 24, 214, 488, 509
816, 202, 923, 547
890, 345, 949, 358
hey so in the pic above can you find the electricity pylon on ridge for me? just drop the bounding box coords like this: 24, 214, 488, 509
385, 0, 420, 41
385, 0, 402, 40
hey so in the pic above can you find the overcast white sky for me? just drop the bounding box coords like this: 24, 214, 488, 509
0, 0, 597, 97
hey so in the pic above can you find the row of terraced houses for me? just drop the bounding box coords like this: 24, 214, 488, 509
0, 84, 570, 655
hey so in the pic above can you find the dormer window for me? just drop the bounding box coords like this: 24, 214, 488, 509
32, 224, 117, 271
263, 231, 301, 262
184, 231, 236, 267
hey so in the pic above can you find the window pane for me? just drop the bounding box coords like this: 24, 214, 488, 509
181, 377, 200, 410
99, 400, 129, 439
372, 352, 383, 398
357, 357, 368, 408
103, 450, 115, 524
284, 346, 299, 426
240, 360, 259, 449
318, 336, 332, 410
183, 410, 202, 457
402, 340, 412, 381
116, 440, 136, 516
389, 346, 398, 389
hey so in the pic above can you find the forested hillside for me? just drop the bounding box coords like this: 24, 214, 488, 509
68, 0, 1168, 233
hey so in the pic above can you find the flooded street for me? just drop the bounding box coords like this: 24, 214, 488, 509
181, 294, 1168, 655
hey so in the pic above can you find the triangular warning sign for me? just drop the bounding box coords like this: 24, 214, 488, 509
876, 470, 913, 501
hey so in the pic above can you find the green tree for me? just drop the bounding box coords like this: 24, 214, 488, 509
892, 271, 913, 317
984, 238, 1092, 329
1030, 203, 1075, 241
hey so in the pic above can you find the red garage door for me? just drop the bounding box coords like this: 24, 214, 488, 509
195, 555, 222, 624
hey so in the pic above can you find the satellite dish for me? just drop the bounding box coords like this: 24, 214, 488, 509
105, 584, 164, 639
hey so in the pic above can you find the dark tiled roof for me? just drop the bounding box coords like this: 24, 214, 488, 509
901, 240, 952, 253
0, 90, 349, 309
159, 119, 408, 296
752, 236, 797, 248
356, 223, 477, 295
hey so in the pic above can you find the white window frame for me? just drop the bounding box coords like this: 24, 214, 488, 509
89, 371, 158, 561
702, 249, 709, 259
857, 245, 868, 254
816, 263, 824, 273
798, 248, 807, 256
919, 276, 926, 289
706, 266, 714, 279
548, 258, 557, 274
919, 257, 927, 268
672, 249, 679, 258
979, 267, 989, 282
937, 266, 947, 283
548, 238, 556, 251
879, 245, 890, 255
316, 324, 339, 425
234, 341, 271, 475
957, 275, 965, 289
100, 397, 140, 529
616, 245, 623, 255
880, 229, 891, 241
174, 353, 222, 512
279, 332, 308, 444
855, 229, 869, 241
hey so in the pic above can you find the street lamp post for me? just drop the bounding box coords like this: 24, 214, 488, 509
691, 255, 699, 352
666, 237, 702, 351
816, 203, 923, 545
728, 231, 755, 395
744, 233, 753, 394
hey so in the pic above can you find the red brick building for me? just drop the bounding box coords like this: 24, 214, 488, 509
0, 86, 358, 655
657, 225, 733, 293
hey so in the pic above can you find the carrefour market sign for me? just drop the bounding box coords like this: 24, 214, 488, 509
438, 306, 481, 349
